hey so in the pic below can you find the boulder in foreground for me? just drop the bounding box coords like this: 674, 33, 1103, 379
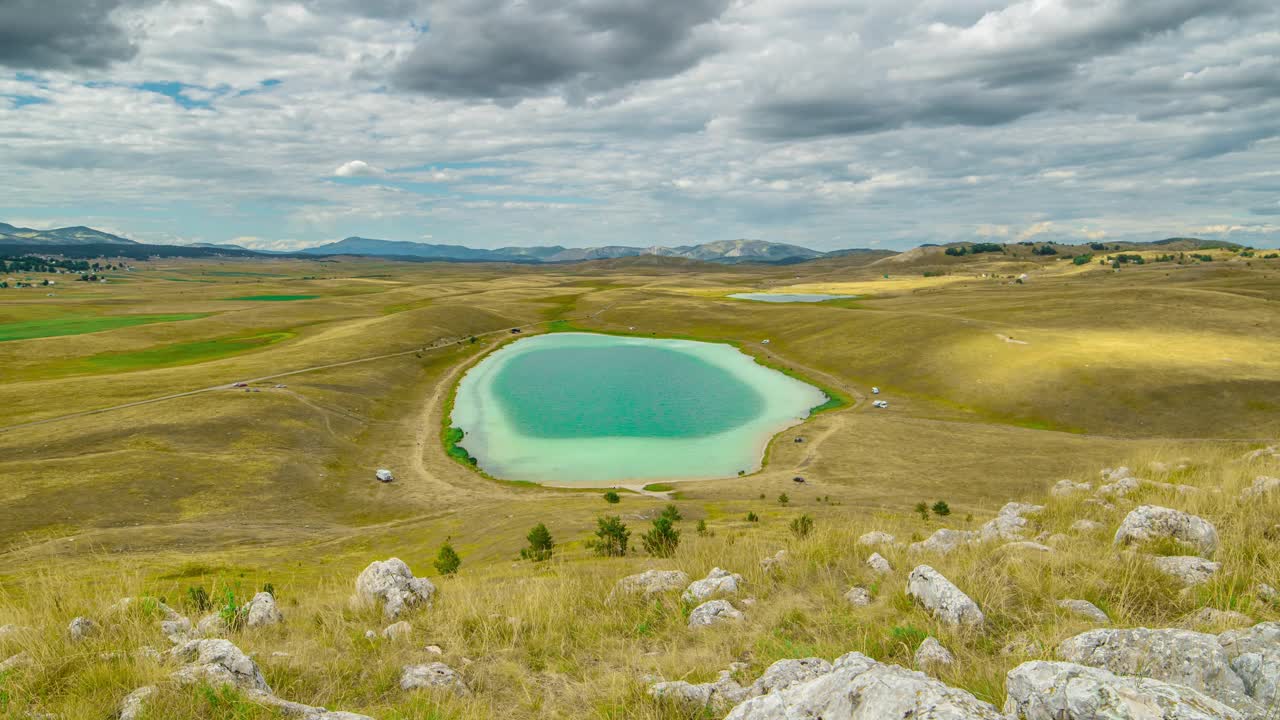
354, 558, 436, 619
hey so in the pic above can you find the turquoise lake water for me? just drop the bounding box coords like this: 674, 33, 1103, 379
729, 293, 855, 303
450, 333, 828, 483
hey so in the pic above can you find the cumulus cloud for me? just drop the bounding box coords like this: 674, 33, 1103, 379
333, 160, 384, 177
392, 0, 731, 101
0, 0, 140, 70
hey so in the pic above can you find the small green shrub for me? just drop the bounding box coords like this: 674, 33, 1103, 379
746, 512, 759, 523
590, 516, 630, 557
641, 516, 681, 558
603, 490, 621, 504
521, 523, 555, 562
914, 502, 930, 520
778, 493, 789, 506
186, 586, 211, 613
931, 501, 951, 517
660, 504, 682, 522
434, 543, 462, 575
790, 514, 814, 539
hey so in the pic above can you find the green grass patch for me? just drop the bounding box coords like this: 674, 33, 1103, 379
0, 313, 210, 342
31, 332, 293, 378
642, 483, 676, 492
223, 294, 320, 302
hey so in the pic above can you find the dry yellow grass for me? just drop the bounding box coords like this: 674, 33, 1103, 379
1, 445, 1277, 718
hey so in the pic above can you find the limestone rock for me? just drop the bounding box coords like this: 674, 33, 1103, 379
1070, 519, 1104, 533
381, 621, 412, 640
170, 638, 271, 693
68, 617, 98, 642
1152, 555, 1221, 586
1257, 583, 1278, 602
119, 686, 155, 720
844, 586, 872, 607
1099, 474, 1141, 497
688, 599, 744, 628
400, 662, 470, 696
613, 569, 689, 597
1004, 660, 1242, 720
759, 550, 787, 573
1189, 608, 1254, 629
1242, 476, 1280, 500
857, 531, 896, 546
907, 565, 984, 628
1114, 505, 1218, 557
746, 658, 832, 697
1218, 625, 1280, 710
978, 502, 1044, 542
354, 558, 436, 619
0, 652, 33, 672
243, 592, 283, 628
866, 552, 892, 574
1242, 446, 1279, 462
1058, 627, 1251, 711
197, 612, 228, 637
1057, 599, 1110, 624
650, 670, 746, 710
909, 528, 977, 555
914, 637, 954, 669
1051, 479, 1092, 497
682, 568, 743, 603
722, 652, 1002, 719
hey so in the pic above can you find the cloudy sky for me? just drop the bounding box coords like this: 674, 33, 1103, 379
2, 0, 1278, 251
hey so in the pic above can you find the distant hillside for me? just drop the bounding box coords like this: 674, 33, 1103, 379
296, 236, 838, 264
0, 222, 137, 246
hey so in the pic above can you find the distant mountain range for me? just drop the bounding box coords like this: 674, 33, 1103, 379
0, 221, 1248, 265
0, 222, 136, 246
298, 237, 828, 264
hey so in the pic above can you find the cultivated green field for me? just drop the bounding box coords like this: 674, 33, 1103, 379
1, 247, 1278, 718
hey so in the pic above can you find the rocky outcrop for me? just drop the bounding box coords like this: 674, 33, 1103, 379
1051, 479, 1092, 497
1114, 505, 1218, 557
682, 568, 742, 603
1151, 555, 1221, 586
613, 569, 689, 597
759, 550, 787, 573
866, 552, 892, 574
197, 612, 228, 637
354, 558, 436, 619
909, 528, 977, 555
1005, 660, 1242, 719
381, 621, 412, 640
688, 599, 744, 628
119, 686, 155, 720
722, 652, 1002, 719
1241, 476, 1280, 500
1189, 608, 1253, 629
1099, 467, 1142, 497
170, 638, 271, 693
1057, 599, 1110, 624
243, 592, 283, 628
914, 637, 954, 669
857, 531, 896, 546
978, 502, 1044, 542
746, 658, 832, 697
650, 670, 746, 710
400, 662, 470, 696
1070, 519, 1103, 533
907, 565, 984, 628
0, 652, 33, 672
68, 616, 98, 642
1058, 627, 1253, 712
844, 586, 871, 607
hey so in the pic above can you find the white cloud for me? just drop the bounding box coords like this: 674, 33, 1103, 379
333, 160, 384, 177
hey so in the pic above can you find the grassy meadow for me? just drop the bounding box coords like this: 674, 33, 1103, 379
0, 247, 1278, 717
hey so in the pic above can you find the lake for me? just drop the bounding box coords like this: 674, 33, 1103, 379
728, 293, 855, 303
449, 332, 828, 483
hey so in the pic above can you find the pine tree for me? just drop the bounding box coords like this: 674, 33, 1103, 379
590, 516, 630, 557
521, 523, 555, 562
642, 516, 681, 557
434, 543, 461, 575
